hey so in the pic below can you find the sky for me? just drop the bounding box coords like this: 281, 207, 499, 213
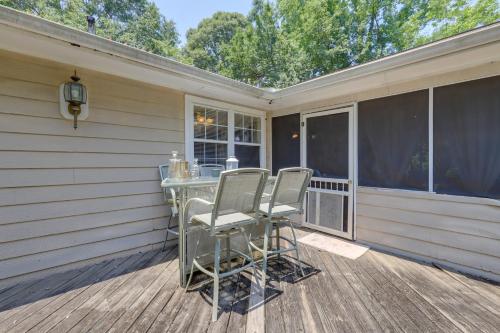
152, 1, 254, 45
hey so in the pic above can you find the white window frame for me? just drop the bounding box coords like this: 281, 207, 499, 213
185, 95, 266, 168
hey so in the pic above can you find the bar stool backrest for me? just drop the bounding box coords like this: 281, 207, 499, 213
159, 164, 169, 180
269, 167, 313, 215
158, 163, 178, 215
211, 168, 269, 231
199, 164, 225, 177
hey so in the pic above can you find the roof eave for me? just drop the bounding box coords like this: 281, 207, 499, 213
1, 5, 499, 111
0, 5, 270, 101
272, 22, 500, 101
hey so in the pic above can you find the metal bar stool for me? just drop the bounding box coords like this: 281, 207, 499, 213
250, 167, 313, 285
159, 164, 179, 251
199, 164, 225, 177
184, 168, 269, 321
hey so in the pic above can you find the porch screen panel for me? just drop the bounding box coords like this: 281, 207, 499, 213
307, 112, 349, 178
434, 76, 500, 199
358, 90, 429, 190
272, 114, 300, 175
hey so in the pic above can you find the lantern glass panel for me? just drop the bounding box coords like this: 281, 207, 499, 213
64, 82, 87, 104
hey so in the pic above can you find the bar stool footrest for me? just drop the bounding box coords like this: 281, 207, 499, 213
249, 235, 297, 253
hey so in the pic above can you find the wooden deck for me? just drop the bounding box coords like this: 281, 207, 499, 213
0, 228, 499, 333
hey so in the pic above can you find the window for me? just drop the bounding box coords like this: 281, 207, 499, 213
187, 97, 265, 168
358, 90, 429, 191
434, 76, 500, 199
234, 113, 261, 167
193, 106, 228, 166
272, 113, 300, 175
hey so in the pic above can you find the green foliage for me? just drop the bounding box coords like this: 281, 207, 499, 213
221, 0, 307, 87
221, 0, 498, 88
421, 0, 500, 42
2, 0, 498, 87
1, 0, 179, 57
183, 12, 248, 73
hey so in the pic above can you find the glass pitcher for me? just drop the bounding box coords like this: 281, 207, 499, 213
168, 151, 182, 179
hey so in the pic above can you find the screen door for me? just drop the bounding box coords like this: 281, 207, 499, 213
301, 107, 354, 239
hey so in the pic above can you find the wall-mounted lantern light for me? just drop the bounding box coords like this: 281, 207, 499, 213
59, 70, 89, 129
64, 71, 87, 129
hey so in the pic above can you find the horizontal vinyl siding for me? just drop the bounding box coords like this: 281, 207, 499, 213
0, 50, 183, 286
356, 188, 500, 280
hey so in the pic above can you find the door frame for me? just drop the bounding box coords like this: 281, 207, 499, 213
300, 105, 356, 240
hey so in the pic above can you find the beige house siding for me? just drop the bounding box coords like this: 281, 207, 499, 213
357, 188, 500, 281
269, 62, 500, 281
0, 50, 183, 287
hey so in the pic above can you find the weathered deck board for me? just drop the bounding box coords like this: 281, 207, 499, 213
301, 245, 357, 332
311, 246, 400, 332
103, 248, 178, 333
29, 253, 148, 333
68, 251, 168, 332
49, 250, 160, 333
0, 259, 115, 332
1, 228, 499, 333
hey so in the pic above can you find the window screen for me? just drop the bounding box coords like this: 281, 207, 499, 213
272, 114, 300, 175
434, 76, 500, 199
358, 90, 429, 191
235, 145, 260, 168
307, 112, 349, 178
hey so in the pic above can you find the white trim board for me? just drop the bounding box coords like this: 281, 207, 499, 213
184, 95, 267, 167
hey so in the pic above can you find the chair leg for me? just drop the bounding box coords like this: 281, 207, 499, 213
276, 223, 281, 261
185, 232, 201, 290
212, 238, 221, 322
268, 223, 273, 253
225, 237, 231, 271
162, 214, 173, 252
289, 221, 305, 277
261, 221, 271, 286
241, 227, 255, 267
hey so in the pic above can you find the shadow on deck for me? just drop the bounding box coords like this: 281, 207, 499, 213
0, 228, 499, 333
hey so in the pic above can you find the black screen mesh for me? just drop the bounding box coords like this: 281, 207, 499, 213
307, 112, 349, 178
358, 90, 429, 191
272, 113, 301, 175
434, 75, 500, 199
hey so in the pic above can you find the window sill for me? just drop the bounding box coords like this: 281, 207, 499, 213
357, 186, 500, 207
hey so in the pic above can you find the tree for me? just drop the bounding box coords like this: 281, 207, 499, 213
222, 0, 307, 88
1, 0, 179, 57
419, 0, 499, 43
183, 12, 248, 73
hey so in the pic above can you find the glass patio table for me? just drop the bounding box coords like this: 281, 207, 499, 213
161, 176, 274, 287
161, 176, 219, 287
